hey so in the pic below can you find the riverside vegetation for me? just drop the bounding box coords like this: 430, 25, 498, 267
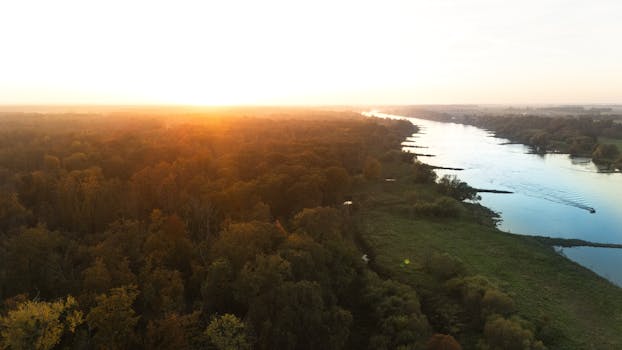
385, 106, 622, 170
0, 108, 620, 349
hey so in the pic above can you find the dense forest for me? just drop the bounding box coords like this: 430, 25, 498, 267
0, 108, 559, 349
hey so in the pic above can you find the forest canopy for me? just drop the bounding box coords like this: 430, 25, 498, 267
0, 109, 439, 349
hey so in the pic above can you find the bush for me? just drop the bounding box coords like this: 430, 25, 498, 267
592, 143, 620, 161
413, 161, 436, 183
437, 175, 480, 201
425, 252, 466, 281
413, 197, 462, 218
480, 315, 546, 350
481, 289, 515, 317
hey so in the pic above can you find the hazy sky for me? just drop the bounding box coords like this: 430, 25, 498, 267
1, 0, 621, 105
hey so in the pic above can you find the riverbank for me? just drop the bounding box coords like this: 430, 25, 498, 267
350, 153, 622, 349
525, 236, 622, 249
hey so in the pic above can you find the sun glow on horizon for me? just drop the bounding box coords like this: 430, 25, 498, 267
1, 0, 621, 105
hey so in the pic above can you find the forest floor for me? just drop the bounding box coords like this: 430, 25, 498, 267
352, 160, 622, 350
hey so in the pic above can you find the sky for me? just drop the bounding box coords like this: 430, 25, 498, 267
0, 0, 621, 105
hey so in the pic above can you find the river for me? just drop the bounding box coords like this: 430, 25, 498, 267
367, 111, 622, 286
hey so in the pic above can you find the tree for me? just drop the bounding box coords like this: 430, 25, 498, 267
322, 166, 351, 205
205, 314, 251, 350
426, 334, 462, 350
0, 192, 31, 232
481, 289, 515, 317
0, 296, 83, 350
363, 157, 382, 180
211, 221, 283, 271
425, 252, 466, 281
413, 160, 436, 184
249, 280, 351, 350
145, 317, 188, 350
144, 213, 194, 274
437, 175, 480, 201
292, 207, 343, 242
592, 143, 620, 161
235, 254, 291, 303
1, 225, 72, 298
362, 273, 430, 349
86, 285, 140, 350
480, 315, 546, 350
201, 259, 236, 314
138, 263, 185, 317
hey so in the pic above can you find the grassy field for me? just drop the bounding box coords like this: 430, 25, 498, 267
352, 161, 622, 349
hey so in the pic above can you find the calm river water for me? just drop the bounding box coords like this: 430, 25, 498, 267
368, 111, 622, 286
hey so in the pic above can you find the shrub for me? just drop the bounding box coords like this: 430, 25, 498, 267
425, 252, 466, 281
480, 315, 546, 350
413, 197, 462, 218
413, 161, 436, 183
481, 289, 515, 317
437, 175, 480, 201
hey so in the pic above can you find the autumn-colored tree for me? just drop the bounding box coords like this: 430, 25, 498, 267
86, 285, 140, 350
0, 192, 31, 232
481, 289, 515, 317
0, 296, 83, 350
145, 313, 194, 350
138, 261, 185, 317
205, 314, 251, 350
1, 225, 73, 298
249, 280, 352, 350
322, 166, 351, 205
211, 221, 283, 271
363, 272, 430, 350
201, 259, 236, 314
292, 207, 343, 242
480, 315, 546, 350
144, 212, 194, 274
426, 334, 462, 350
235, 253, 292, 303
363, 156, 382, 180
